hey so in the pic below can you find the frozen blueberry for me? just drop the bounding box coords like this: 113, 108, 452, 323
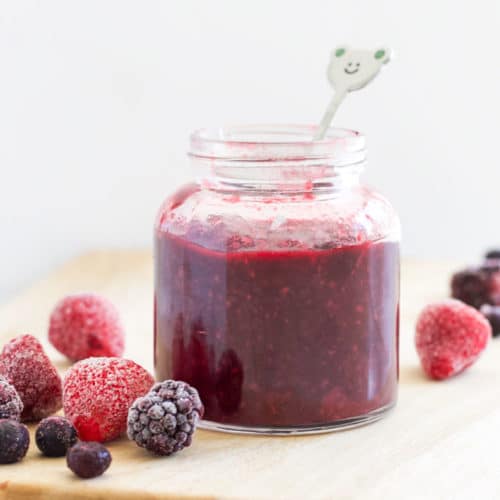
0, 419, 30, 464
67, 442, 111, 479
35, 416, 78, 457
480, 304, 500, 337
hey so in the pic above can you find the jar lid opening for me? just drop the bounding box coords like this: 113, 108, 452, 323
189, 124, 365, 162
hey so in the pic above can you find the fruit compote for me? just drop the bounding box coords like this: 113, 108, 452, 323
155, 230, 399, 430
154, 124, 400, 433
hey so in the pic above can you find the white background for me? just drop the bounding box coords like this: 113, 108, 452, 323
1, 1, 499, 301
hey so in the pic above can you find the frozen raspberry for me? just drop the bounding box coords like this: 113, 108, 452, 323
67, 441, 111, 478
480, 304, 500, 337
0, 376, 23, 421
0, 419, 30, 464
0, 335, 62, 421
415, 299, 491, 380
63, 357, 154, 442
127, 380, 204, 456
49, 293, 125, 362
36, 416, 78, 457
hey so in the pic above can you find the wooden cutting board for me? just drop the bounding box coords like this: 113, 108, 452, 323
0, 251, 498, 499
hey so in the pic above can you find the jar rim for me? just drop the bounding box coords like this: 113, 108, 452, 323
189, 124, 365, 162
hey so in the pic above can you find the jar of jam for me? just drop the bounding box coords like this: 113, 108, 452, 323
154, 124, 400, 434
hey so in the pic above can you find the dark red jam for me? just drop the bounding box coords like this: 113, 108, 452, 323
154, 231, 399, 429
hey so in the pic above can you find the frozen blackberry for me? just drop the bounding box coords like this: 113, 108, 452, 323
485, 249, 500, 260
481, 262, 500, 275
0, 376, 23, 421
67, 442, 111, 478
127, 380, 204, 456
480, 304, 500, 337
36, 416, 78, 457
0, 419, 30, 464
451, 268, 490, 309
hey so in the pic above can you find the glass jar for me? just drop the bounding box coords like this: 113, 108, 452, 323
154, 124, 400, 434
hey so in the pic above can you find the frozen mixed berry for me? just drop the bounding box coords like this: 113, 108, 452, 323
485, 269, 500, 305
0, 419, 30, 464
0, 376, 23, 421
415, 299, 491, 380
0, 334, 62, 421
451, 268, 491, 309
63, 357, 154, 442
485, 249, 500, 260
480, 304, 500, 337
127, 380, 204, 456
49, 293, 125, 362
482, 259, 500, 272
67, 441, 111, 479
35, 416, 78, 457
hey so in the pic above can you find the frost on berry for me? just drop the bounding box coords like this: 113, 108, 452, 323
49, 293, 125, 361
67, 441, 112, 478
0, 376, 23, 421
415, 299, 491, 380
63, 357, 154, 442
0, 335, 62, 421
127, 379, 204, 456
36, 416, 78, 457
0, 419, 30, 464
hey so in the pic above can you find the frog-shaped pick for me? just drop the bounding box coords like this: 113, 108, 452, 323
314, 46, 392, 140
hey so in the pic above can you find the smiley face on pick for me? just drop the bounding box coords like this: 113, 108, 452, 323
327, 46, 391, 92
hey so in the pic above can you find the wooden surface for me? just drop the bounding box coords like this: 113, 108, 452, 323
1, 251, 499, 499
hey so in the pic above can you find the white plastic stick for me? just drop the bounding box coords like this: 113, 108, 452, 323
314, 46, 392, 140
314, 89, 347, 140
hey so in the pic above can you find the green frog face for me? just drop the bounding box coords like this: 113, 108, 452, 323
328, 47, 391, 92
